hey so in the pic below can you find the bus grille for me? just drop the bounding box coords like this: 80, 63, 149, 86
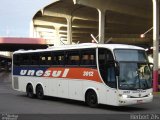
13, 77, 19, 89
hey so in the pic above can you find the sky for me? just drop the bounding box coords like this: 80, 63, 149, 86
0, 0, 55, 37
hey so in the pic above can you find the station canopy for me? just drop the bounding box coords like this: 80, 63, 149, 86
32, 0, 160, 47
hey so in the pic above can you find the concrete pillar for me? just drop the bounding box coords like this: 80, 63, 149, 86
30, 21, 39, 38
54, 26, 61, 46
36, 31, 41, 38
29, 21, 35, 37
152, 0, 159, 92
98, 9, 106, 44
66, 16, 72, 45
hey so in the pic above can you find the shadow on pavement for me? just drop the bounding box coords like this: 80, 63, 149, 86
18, 94, 149, 113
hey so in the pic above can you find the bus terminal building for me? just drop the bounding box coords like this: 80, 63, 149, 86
30, 0, 159, 92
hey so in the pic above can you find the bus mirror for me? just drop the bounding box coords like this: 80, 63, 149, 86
115, 61, 120, 76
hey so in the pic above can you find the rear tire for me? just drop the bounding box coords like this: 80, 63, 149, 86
36, 85, 44, 100
26, 84, 34, 98
85, 90, 98, 107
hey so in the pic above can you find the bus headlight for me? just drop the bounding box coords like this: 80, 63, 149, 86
122, 95, 128, 98
119, 94, 130, 98
149, 93, 152, 96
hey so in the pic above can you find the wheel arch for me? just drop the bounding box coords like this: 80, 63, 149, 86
84, 87, 99, 104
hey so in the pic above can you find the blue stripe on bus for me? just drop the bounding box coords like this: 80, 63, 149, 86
13, 66, 48, 76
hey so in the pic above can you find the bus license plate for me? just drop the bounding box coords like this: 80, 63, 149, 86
137, 100, 143, 103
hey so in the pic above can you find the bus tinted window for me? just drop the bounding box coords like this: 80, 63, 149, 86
40, 52, 52, 65
52, 52, 64, 66
67, 51, 80, 66
81, 49, 96, 66
31, 53, 39, 65
13, 54, 20, 66
98, 48, 116, 88
98, 48, 114, 65
20, 54, 30, 65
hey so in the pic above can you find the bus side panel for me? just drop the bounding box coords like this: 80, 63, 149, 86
105, 88, 119, 106
12, 76, 58, 96
57, 79, 68, 98
13, 75, 119, 106
82, 81, 107, 104
68, 79, 83, 101
37, 78, 69, 98
13, 76, 35, 93
41, 78, 58, 96
82, 81, 119, 106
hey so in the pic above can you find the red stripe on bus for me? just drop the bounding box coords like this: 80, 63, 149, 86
44, 67, 103, 83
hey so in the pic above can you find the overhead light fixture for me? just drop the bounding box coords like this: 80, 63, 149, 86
140, 27, 153, 38
140, 34, 145, 38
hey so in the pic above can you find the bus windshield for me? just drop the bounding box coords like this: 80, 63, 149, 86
114, 49, 148, 62
114, 49, 152, 90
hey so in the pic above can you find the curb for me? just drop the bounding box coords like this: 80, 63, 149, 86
153, 92, 160, 96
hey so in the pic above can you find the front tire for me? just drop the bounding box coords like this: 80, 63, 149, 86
85, 90, 98, 107
36, 85, 44, 100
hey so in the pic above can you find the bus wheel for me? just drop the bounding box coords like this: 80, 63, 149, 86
36, 85, 44, 100
85, 90, 98, 107
26, 84, 34, 98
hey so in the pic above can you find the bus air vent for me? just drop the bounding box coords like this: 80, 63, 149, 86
13, 77, 19, 89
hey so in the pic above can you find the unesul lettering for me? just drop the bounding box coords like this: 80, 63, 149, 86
20, 69, 70, 78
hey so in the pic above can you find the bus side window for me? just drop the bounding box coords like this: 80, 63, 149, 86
13, 54, 20, 66
21, 54, 30, 66
31, 53, 39, 65
52, 56, 58, 65
80, 49, 96, 67
40, 52, 52, 66
67, 51, 80, 66
98, 48, 116, 88
52, 52, 64, 66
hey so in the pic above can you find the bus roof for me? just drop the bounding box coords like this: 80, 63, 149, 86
13, 43, 144, 54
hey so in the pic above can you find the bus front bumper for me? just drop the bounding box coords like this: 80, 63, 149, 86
118, 95, 153, 106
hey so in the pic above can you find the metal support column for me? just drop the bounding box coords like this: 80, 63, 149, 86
152, 0, 159, 92
98, 9, 105, 44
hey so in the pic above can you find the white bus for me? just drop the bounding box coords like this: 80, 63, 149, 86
12, 43, 153, 107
